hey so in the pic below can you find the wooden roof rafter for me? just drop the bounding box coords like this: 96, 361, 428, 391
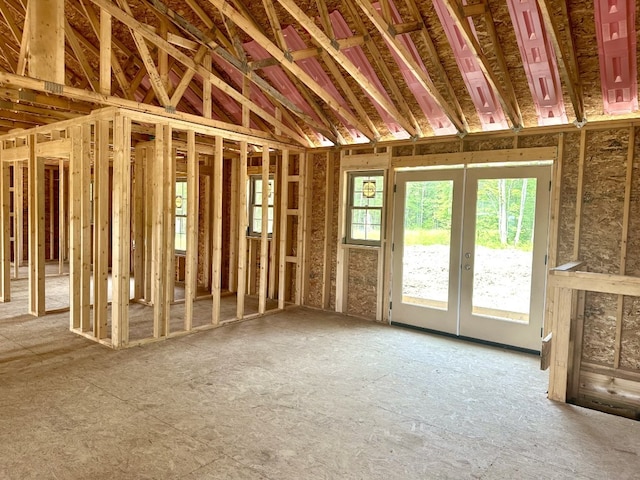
341, 0, 418, 137
64, 19, 100, 93
183, 0, 309, 139
73, 0, 133, 99
354, 0, 466, 135
260, 0, 346, 144
206, 0, 376, 140
145, 0, 333, 142
441, 0, 523, 130
90, 0, 310, 146
465, 0, 522, 125
538, 0, 586, 124
273, 0, 417, 137
0, 37, 17, 74
402, 0, 468, 133
113, 0, 172, 106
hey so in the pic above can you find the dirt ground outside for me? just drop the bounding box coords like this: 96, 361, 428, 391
401, 244, 533, 314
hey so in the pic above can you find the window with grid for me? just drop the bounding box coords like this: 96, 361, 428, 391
346, 171, 384, 246
175, 179, 188, 252
249, 175, 274, 236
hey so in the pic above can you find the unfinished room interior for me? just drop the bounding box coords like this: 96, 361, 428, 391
2, 0, 640, 478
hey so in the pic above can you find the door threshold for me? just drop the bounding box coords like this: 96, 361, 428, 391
390, 321, 540, 356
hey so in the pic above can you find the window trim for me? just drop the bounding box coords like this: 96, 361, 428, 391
345, 170, 385, 247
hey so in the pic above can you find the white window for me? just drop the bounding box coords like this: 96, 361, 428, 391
249, 175, 274, 236
175, 179, 187, 252
346, 171, 384, 246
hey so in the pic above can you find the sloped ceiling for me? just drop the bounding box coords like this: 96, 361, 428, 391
0, 0, 636, 147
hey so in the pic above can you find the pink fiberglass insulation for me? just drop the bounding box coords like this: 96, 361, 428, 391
594, 0, 638, 114
330, 10, 410, 139
432, 0, 508, 131
506, 0, 567, 125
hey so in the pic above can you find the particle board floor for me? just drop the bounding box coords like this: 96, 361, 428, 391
1, 307, 640, 478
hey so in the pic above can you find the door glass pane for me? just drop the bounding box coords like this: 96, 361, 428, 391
473, 178, 536, 323
402, 180, 453, 310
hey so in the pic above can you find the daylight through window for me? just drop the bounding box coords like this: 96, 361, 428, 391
347, 171, 384, 246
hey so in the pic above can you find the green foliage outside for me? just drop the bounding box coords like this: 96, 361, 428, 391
403, 178, 536, 250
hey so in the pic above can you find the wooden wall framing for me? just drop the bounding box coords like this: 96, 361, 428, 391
0, 107, 306, 349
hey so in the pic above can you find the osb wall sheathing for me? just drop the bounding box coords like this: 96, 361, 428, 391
620, 130, 640, 369
464, 137, 514, 152
306, 152, 329, 309
197, 175, 208, 288
578, 130, 627, 366
329, 152, 340, 310
557, 132, 580, 264
346, 248, 378, 319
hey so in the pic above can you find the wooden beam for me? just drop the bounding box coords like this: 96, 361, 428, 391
93, 119, 109, 339
257, 0, 341, 144
392, 146, 557, 168
573, 129, 586, 260
228, 155, 238, 292
211, 135, 223, 324
58, 159, 65, 274
207, 0, 376, 141
111, 114, 131, 347
113, 0, 171, 106
272, 0, 416, 136
202, 52, 212, 119
80, 123, 91, 330
543, 133, 563, 337
143, 145, 153, 302
548, 270, 640, 297
65, 19, 100, 93
548, 286, 572, 402
258, 147, 269, 313
96, 0, 309, 144
299, 153, 313, 304
277, 150, 288, 309
28, 0, 65, 84
27, 134, 45, 316
12, 161, 23, 278
144, 0, 326, 138
132, 146, 145, 301
538, 0, 585, 123
441, 0, 522, 129
0, 1, 23, 44
476, 2, 522, 128
184, 130, 198, 330
0, 147, 9, 302
99, 7, 112, 95
0, 71, 301, 147
321, 152, 334, 309
354, 0, 466, 134
16, 7, 29, 76
236, 141, 248, 319
76, 0, 131, 99
614, 127, 635, 368
69, 126, 82, 328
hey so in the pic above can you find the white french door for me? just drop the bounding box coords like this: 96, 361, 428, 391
391, 165, 551, 352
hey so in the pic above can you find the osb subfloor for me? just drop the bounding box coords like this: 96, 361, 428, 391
2, 293, 640, 478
